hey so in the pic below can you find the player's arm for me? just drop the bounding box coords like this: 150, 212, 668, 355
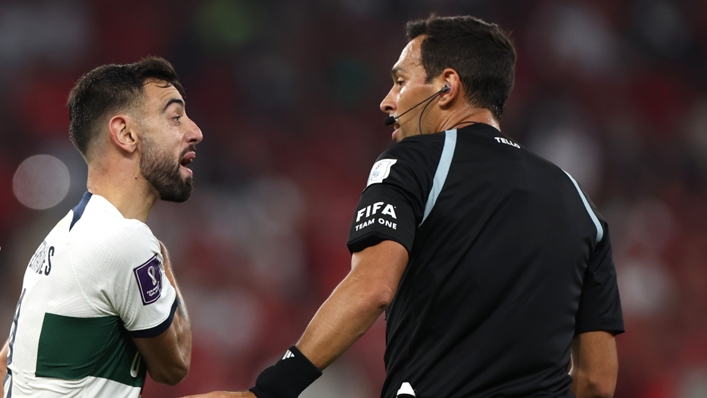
569, 331, 618, 398
1, 338, 7, 398
132, 242, 192, 386
0, 249, 4, 398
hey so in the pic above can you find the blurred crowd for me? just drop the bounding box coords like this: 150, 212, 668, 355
1, 0, 706, 396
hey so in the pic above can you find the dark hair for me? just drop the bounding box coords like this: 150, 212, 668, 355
406, 15, 516, 120
67, 56, 185, 157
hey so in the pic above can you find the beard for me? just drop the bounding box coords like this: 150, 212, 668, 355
140, 139, 194, 203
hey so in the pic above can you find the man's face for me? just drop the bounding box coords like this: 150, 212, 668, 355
138, 80, 203, 203
380, 36, 437, 142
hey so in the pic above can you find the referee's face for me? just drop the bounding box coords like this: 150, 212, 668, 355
380, 35, 438, 142
138, 80, 203, 202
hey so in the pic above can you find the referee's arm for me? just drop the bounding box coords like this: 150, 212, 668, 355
569, 331, 618, 398
179, 240, 408, 398
297, 239, 408, 369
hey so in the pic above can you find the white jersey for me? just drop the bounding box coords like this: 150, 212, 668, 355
3, 192, 177, 397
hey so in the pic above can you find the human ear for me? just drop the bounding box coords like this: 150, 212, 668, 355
108, 115, 138, 154
436, 68, 462, 108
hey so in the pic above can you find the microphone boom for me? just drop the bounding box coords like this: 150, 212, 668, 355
383, 85, 450, 127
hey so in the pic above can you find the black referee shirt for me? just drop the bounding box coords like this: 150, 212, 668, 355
347, 123, 624, 398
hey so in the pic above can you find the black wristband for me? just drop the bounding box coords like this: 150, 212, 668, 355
249, 345, 322, 398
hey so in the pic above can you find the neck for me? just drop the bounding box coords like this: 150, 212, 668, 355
86, 157, 158, 223
436, 106, 500, 132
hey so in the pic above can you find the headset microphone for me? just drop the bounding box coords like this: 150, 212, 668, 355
383, 115, 397, 127
384, 85, 450, 127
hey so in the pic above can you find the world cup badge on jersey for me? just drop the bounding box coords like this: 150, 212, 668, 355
133, 256, 162, 305
367, 159, 398, 186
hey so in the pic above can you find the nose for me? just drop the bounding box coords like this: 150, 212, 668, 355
187, 117, 203, 145
380, 87, 396, 114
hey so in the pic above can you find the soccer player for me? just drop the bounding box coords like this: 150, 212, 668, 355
184, 15, 623, 398
1, 57, 202, 398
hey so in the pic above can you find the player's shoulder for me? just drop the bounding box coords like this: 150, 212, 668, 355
73, 195, 152, 237
68, 194, 159, 267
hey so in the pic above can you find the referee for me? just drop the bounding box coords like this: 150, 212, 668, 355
185, 15, 624, 398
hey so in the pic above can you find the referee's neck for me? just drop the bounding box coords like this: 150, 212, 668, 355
437, 107, 499, 132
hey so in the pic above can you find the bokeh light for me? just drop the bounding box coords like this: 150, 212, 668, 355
12, 154, 70, 210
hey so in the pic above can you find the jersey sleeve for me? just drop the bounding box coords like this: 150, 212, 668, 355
574, 221, 625, 336
347, 139, 439, 254
73, 221, 178, 338
112, 223, 178, 338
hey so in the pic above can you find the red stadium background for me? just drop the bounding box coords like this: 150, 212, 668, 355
1, 0, 706, 396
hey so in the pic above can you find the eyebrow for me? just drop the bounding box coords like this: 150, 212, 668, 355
391, 66, 405, 77
161, 98, 185, 114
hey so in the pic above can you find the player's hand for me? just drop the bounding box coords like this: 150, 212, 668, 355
158, 241, 170, 263
180, 392, 256, 398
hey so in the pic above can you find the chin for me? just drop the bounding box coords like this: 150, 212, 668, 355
160, 189, 192, 203
156, 176, 194, 203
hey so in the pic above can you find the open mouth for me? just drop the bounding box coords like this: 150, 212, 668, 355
180, 152, 196, 169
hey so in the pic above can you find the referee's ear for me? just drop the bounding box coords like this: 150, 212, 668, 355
436, 68, 462, 109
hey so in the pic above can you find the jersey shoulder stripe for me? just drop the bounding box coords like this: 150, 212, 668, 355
562, 170, 604, 243
420, 129, 457, 226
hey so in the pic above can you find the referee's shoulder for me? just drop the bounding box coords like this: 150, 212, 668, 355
382, 132, 446, 159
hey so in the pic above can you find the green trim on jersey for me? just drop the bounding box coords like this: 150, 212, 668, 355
35, 313, 147, 387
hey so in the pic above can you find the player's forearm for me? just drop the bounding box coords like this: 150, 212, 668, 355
165, 269, 192, 366
165, 269, 192, 346
1, 338, 7, 368
160, 242, 190, 324
171, 306, 192, 366
160, 241, 191, 336
134, 303, 192, 386
138, 296, 192, 385
158, 243, 192, 377
1, 338, 8, 397
296, 271, 394, 370
159, 312, 192, 385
